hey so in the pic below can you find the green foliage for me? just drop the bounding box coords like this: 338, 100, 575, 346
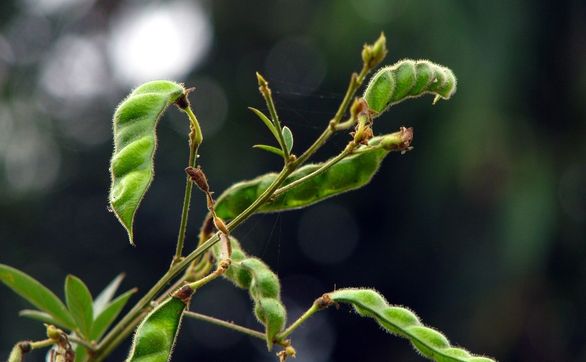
91, 288, 137, 341
0, 265, 136, 361
126, 286, 193, 362
364, 59, 457, 116
252, 144, 285, 158
18, 310, 61, 326
249, 107, 283, 150
281, 126, 294, 154
328, 289, 494, 362
93, 273, 126, 315
109, 80, 186, 245
0, 264, 76, 329
65, 275, 94, 339
0, 32, 494, 362
212, 237, 286, 350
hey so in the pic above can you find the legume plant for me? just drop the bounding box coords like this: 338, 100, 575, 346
1, 34, 494, 362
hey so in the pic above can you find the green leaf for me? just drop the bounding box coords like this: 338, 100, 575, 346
281, 126, 294, 153
0, 264, 75, 329
91, 288, 137, 341
249, 107, 281, 142
253, 144, 285, 158
19, 309, 62, 326
109, 80, 186, 245
75, 345, 88, 362
65, 275, 94, 338
93, 273, 125, 315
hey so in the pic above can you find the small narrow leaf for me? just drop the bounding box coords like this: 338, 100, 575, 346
91, 288, 137, 340
253, 144, 285, 158
93, 273, 125, 315
281, 126, 294, 153
249, 107, 281, 141
0, 264, 75, 329
19, 309, 62, 326
109, 80, 186, 245
65, 275, 94, 338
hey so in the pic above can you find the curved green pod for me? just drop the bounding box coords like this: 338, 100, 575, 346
126, 285, 194, 362
214, 130, 411, 221
327, 289, 494, 362
212, 237, 286, 350
109, 80, 187, 245
364, 59, 457, 117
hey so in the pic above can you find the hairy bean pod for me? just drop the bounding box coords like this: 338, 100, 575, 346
327, 289, 494, 362
212, 237, 286, 350
214, 129, 412, 221
109, 80, 187, 245
126, 285, 194, 362
8, 343, 25, 362
364, 59, 457, 116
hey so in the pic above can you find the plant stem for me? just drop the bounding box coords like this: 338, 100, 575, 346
95, 309, 148, 361
93, 168, 292, 361
29, 338, 55, 350
173, 106, 202, 265
184, 311, 270, 343
187, 260, 229, 290
294, 64, 370, 168
276, 302, 321, 341
94, 47, 377, 359
273, 142, 356, 198
257, 73, 289, 159
69, 336, 96, 351
226, 167, 293, 229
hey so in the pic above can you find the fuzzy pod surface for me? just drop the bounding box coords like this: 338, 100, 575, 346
364, 59, 456, 116
328, 289, 494, 362
212, 237, 286, 350
8, 343, 25, 362
126, 285, 194, 362
109, 80, 186, 245
214, 132, 410, 221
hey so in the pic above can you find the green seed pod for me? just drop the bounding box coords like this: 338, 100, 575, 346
364, 59, 457, 117
254, 298, 287, 350
407, 326, 450, 359
467, 358, 496, 362
328, 288, 494, 362
126, 285, 194, 362
214, 131, 412, 221
211, 237, 286, 350
442, 348, 473, 359
8, 342, 26, 362
242, 261, 281, 300
109, 80, 187, 245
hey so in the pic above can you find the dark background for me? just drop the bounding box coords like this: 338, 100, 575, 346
1, 0, 585, 361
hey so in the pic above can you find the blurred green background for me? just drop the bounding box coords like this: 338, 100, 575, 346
0, 0, 585, 361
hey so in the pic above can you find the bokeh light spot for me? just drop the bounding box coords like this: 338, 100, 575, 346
41, 35, 108, 100
108, 1, 212, 86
